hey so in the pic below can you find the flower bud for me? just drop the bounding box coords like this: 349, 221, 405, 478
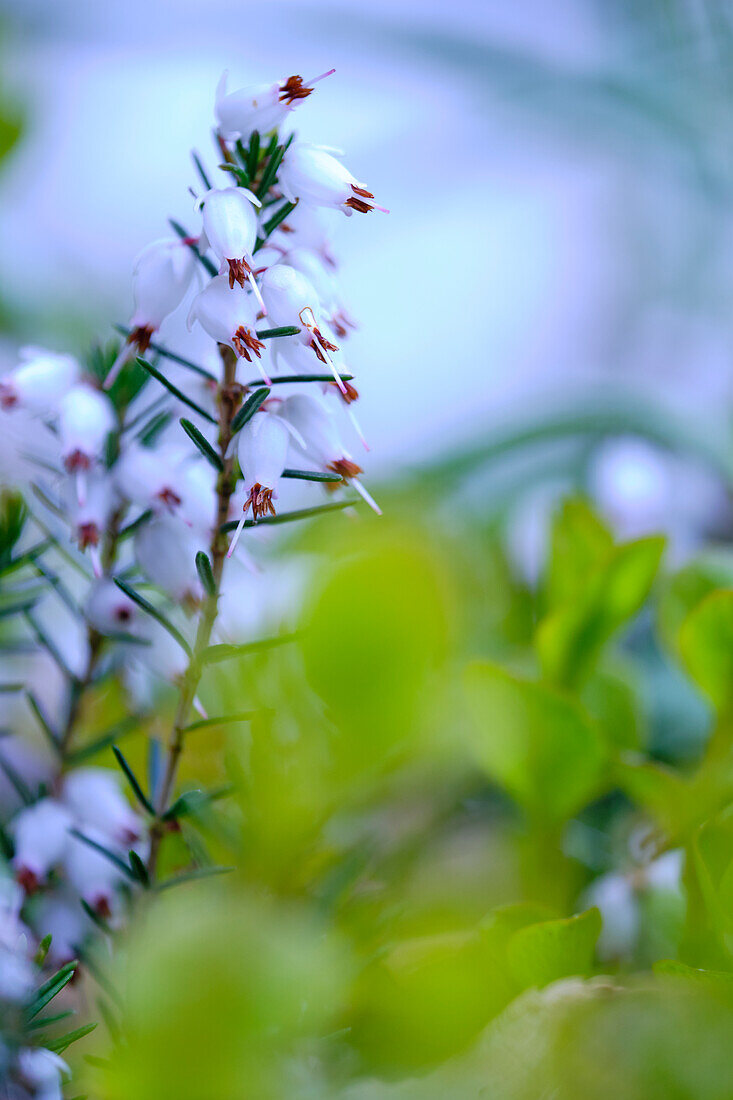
134, 514, 204, 603
85, 578, 138, 635
188, 275, 268, 379
215, 70, 335, 140
0, 348, 79, 414
279, 143, 388, 215
128, 238, 197, 352
11, 799, 73, 893
62, 767, 141, 846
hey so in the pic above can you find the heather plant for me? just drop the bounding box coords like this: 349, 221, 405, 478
4, 56, 733, 1100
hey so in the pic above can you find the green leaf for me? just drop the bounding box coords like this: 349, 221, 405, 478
114, 326, 216, 380
544, 497, 614, 612
180, 418, 223, 471
136, 358, 216, 424
507, 907, 601, 989
192, 150, 211, 190
169, 219, 218, 277
45, 1022, 97, 1055
26, 961, 78, 1019
254, 326, 302, 340
536, 536, 665, 688
66, 715, 142, 764
679, 590, 733, 709
156, 864, 235, 891
247, 130, 260, 178
200, 635, 298, 667
257, 200, 298, 246
219, 499, 360, 533
69, 829, 136, 880
230, 387, 270, 435
128, 849, 150, 888
112, 578, 192, 657
34, 934, 52, 967
282, 468, 343, 483
25, 691, 60, 752
195, 551, 217, 598
112, 746, 154, 814
463, 661, 606, 822
138, 410, 172, 447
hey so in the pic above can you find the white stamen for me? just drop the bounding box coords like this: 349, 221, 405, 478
351, 477, 381, 515
346, 404, 369, 451
244, 254, 267, 316
193, 695, 208, 719
104, 345, 132, 390
89, 544, 102, 578
304, 69, 336, 88
76, 470, 87, 508
299, 307, 347, 395
227, 512, 248, 558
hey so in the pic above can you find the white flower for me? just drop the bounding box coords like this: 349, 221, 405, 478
11, 800, 73, 893
17, 1048, 69, 1100
215, 69, 335, 140
282, 246, 355, 337
85, 578, 138, 635
279, 142, 388, 216
128, 238, 197, 352
188, 275, 270, 382
57, 385, 115, 506
0, 348, 79, 415
115, 441, 192, 516
63, 470, 116, 574
260, 264, 347, 392
63, 826, 124, 918
134, 514, 204, 604
31, 890, 93, 965
268, 201, 336, 267
281, 393, 380, 513
227, 412, 290, 556
62, 767, 141, 846
199, 187, 261, 293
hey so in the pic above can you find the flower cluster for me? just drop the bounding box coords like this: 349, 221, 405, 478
0, 66, 385, 1089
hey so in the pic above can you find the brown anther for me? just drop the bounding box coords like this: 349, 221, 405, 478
64, 450, 91, 473
244, 483, 276, 520
16, 866, 39, 895
127, 324, 155, 353
279, 75, 313, 104
227, 256, 251, 289
330, 311, 357, 339
156, 487, 182, 510
307, 326, 339, 363
77, 522, 100, 549
345, 184, 376, 214
328, 457, 362, 479
94, 895, 113, 920
232, 326, 265, 362
114, 605, 133, 625
0, 384, 17, 409
329, 379, 359, 404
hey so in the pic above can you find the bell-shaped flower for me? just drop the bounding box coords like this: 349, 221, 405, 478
188, 275, 270, 382
10, 799, 73, 893
0, 347, 79, 414
115, 441, 189, 515
134, 514, 205, 605
282, 246, 356, 338
17, 1048, 69, 1100
269, 201, 336, 267
62, 767, 142, 846
199, 187, 266, 309
260, 264, 347, 392
126, 237, 197, 353
85, 578, 138, 636
279, 142, 388, 216
63, 470, 116, 574
227, 411, 290, 556
63, 826, 125, 918
281, 393, 380, 513
215, 69, 335, 140
58, 385, 115, 506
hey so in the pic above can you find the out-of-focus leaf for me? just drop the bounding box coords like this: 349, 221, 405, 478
679, 590, 733, 710
581, 666, 643, 752
545, 497, 613, 612
463, 661, 606, 822
658, 554, 733, 655
507, 907, 601, 990
536, 536, 665, 688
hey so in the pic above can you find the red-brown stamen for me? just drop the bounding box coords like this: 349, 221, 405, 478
345, 185, 376, 214
279, 75, 314, 104
64, 450, 91, 473
330, 311, 357, 339
308, 330, 339, 364
328, 458, 362, 479
227, 256, 252, 289
78, 522, 100, 550
0, 384, 17, 409
16, 866, 39, 894
232, 326, 265, 362
244, 483, 276, 520
329, 380, 359, 404
156, 487, 182, 511
127, 324, 155, 353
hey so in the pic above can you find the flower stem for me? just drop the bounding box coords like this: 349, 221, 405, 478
146, 346, 239, 878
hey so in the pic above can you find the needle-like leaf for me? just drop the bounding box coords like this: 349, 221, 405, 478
112, 578, 192, 657
180, 419, 223, 470
230, 387, 270, 434
112, 745, 154, 814
195, 551, 217, 597
136, 358, 216, 424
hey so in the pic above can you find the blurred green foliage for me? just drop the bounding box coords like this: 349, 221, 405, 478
72, 484, 733, 1098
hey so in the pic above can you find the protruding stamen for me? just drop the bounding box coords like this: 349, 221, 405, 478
351, 477, 381, 515
75, 469, 87, 508
193, 695, 208, 720
227, 511, 248, 558
305, 68, 336, 88
104, 345, 132, 390
299, 307, 346, 395
89, 544, 102, 578
245, 254, 267, 315
346, 404, 369, 451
